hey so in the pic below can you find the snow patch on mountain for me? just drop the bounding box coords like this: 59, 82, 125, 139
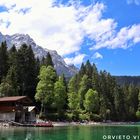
0, 32, 78, 77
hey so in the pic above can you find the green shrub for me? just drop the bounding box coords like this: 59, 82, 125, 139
136, 111, 140, 119
79, 113, 90, 121
66, 111, 79, 121
45, 113, 58, 121
66, 113, 73, 121
90, 114, 101, 122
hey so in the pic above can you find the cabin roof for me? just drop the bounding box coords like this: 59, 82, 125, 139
0, 96, 30, 102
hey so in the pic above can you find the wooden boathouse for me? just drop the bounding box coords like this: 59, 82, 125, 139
0, 96, 36, 123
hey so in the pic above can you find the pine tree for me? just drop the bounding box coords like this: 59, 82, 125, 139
85, 60, 93, 79
78, 74, 89, 109
61, 74, 68, 92
0, 41, 8, 82
8, 45, 18, 67
136, 91, 140, 119
68, 92, 79, 111
17, 44, 37, 99
68, 74, 79, 93
114, 86, 125, 120
99, 71, 117, 119
45, 52, 54, 67
35, 57, 41, 78
99, 96, 107, 120
53, 76, 67, 116
79, 63, 85, 78
0, 66, 19, 96
68, 75, 79, 112
99, 71, 108, 105
122, 85, 130, 120
127, 84, 139, 120
137, 91, 140, 111
92, 63, 99, 91
40, 56, 45, 66
84, 60, 93, 89
0, 79, 13, 97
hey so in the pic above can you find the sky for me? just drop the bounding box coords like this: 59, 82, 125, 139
0, 0, 140, 76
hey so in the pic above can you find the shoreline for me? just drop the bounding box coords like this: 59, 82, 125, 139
0, 121, 138, 128
52, 121, 137, 127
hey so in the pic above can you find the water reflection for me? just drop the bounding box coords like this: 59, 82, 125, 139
0, 125, 140, 140
25, 132, 33, 140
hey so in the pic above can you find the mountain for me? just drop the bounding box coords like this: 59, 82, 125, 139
114, 76, 140, 86
0, 32, 78, 77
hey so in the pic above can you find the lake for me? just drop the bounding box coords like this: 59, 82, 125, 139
0, 125, 140, 140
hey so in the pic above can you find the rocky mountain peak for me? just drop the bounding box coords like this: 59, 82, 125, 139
0, 32, 78, 77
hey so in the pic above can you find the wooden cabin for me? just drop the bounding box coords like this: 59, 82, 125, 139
0, 96, 36, 123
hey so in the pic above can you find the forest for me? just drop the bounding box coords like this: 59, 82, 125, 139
0, 41, 140, 122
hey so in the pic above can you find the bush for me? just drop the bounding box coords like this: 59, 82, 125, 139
79, 113, 90, 121
66, 113, 73, 121
45, 113, 58, 121
90, 114, 101, 122
136, 111, 140, 119
66, 111, 79, 121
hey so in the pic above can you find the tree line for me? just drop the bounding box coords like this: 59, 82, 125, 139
0, 41, 140, 122
115, 76, 140, 87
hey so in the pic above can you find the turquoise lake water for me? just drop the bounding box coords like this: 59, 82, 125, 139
0, 125, 140, 140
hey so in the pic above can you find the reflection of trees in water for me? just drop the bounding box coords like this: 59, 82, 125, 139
0, 128, 35, 140
0, 127, 14, 140
0, 127, 54, 140
25, 132, 33, 140
1, 137, 7, 140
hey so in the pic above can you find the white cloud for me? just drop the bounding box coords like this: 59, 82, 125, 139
0, 0, 140, 65
127, 0, 140, 5
0, 0, 116, 57
93, 52, 103, 59
90, 24, 140, 50
0, 0, 83, 56
64, 53, 86, 65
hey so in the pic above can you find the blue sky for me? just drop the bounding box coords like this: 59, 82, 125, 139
0, 0, 140, 75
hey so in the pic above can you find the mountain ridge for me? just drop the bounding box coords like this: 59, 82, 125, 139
0, 32, 78, 77
114, 76, 140, 86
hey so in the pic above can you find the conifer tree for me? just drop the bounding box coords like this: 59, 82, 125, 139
79, 63, 85, 78
127, 84, 139, 120
85, 60, 93, 89
0, 41, 8, 82
99, 71, 113, 119
92, 63, 99, 91
99, 96, 107, 120
61, 74, 67, 91
68, 74, 79, 93
85, 60, 93, 79
40, 56, 45, 66
53, 76, 67, 116
45, 52, 54, 67
17, 44, 37, 99
68, 92, 79, 111
0, 66, 19, 96
8, 45, 18, 67
68, 75, 79, 111
136, 92, 140, 119
78, 74, 89, 109
35, 57, 41, 77
114, 86, 125, 120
